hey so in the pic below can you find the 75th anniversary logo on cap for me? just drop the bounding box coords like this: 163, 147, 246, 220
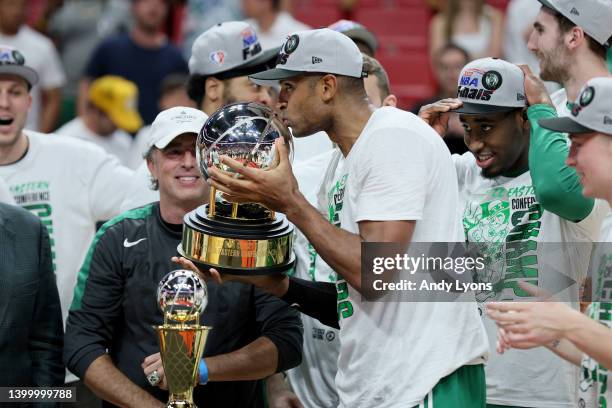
482, 71, 502, 91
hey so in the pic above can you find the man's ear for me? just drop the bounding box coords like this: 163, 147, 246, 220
319, 74, 338, 103
382, 94, 398, 107
520, 107, 531, 132
566, 26, 586, 50
146, 152, 157, 179
205, 77, 223, 103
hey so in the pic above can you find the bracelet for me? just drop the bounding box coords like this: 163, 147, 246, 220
199, 359, 209, 385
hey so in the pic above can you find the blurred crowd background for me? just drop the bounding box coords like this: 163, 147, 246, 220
8, 0, 612, 165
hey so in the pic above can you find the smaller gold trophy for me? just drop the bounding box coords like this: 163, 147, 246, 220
155, 270, 211, 408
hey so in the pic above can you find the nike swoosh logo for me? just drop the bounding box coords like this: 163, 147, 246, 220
123, 238, 147, 248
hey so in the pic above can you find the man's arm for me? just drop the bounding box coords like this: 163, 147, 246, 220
521, 65, 594, 222
77, 78, 91, 118
86, 355, 164, 408
30, 221, 64, 386
39, 87, 62, 133
285, 194, 415, 292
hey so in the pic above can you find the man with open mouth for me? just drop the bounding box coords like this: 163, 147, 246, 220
419, 57, 609, 408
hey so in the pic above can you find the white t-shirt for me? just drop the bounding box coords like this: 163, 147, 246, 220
56, 117, 133, 167
0, 177, 15, 204
552, 88, 570, 117
0, 131, 132, 382
287, 148, 340, 408
119, 161, 159, 212
579, 210, 612, 408
292, 131, 333, 165
0, 26, 66, 131
319, 107, 488, 408
454, 152, 608, 407
246, 12, 310, 50
0, 131, 133, 324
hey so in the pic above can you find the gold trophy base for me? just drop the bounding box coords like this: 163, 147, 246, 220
156, 325, 210, 408
179, 204, 295, 275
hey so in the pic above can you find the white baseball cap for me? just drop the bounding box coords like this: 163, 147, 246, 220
189, 21, 279, 78
539, 77, 612, 135
148, 107, 208, 149
452, 58, 527, 115
538, 0, 612, 47
249, 28, 364, 85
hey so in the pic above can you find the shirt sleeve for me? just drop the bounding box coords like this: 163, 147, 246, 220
252, 286, 303, 373
527, 104, 594, 222
64, 223, 125, 379
354, 127, 428, 222
31, 220, 64, 386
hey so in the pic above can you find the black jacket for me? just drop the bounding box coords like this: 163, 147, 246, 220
0, 203, 64, 387
64, 203, 302, 407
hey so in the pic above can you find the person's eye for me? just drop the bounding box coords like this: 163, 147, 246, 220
481, 125, 493, 132
462, 124, 471, 132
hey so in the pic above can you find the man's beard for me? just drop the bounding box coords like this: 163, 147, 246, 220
536, 45, 571, 84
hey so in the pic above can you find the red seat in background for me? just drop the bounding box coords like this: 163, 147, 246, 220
375, 53, 436, 110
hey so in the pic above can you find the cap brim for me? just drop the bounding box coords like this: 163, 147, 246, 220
538, 116, 595, 133
0, 65, 39, 87
110, 109, 143, 133
214, 46, 281, 80
154, 129, 199, 149
537, 0, 557, 11
452, 102, 519, 115
249, 68, 305, 86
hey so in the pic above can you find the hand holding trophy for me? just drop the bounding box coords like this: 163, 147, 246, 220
179, 102, 295, 275
155, 269, 211, 408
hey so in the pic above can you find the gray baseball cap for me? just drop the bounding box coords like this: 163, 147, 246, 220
0, 45, 38, 87
249, 28, 364, 85
452, 58, 527, 115
189, 21, 279, 78
328, 20, 379, 54
538, 77, 612, 135
538, 0, 612, 47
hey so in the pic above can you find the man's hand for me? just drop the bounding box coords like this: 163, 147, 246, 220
486, 282, 577, 349
206, 138, 301, 215
267, 373, 304, 408
142, 353, 168, 390
417, 98, 463, 136
171, 256, 290, 298
519, 64, 554, 107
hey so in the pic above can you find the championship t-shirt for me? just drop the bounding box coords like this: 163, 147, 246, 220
579, 211, 612, 408
454, 152, 608, 407
319, 107, 488, 408
287, 148, 340, 408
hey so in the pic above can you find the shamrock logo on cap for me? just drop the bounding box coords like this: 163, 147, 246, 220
579, 86, 595, 107
482, 71, 503, 91
284, 35, 299, 54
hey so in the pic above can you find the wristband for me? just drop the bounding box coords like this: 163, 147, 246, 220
199, 358, 209, 384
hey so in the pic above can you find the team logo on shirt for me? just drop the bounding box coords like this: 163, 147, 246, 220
482, 70, 503, 91
209, 50, 226, 66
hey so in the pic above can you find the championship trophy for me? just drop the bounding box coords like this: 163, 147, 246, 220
155, 269, 210, 408
178, 102, 295, 274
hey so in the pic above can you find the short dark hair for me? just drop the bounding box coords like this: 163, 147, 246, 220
187, 74, 207, 108
544, 6, 607, 60
160, 73, 188, 97
272, 0, 282, 11
435, 43, 470, 65
362, 54, 390, 99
